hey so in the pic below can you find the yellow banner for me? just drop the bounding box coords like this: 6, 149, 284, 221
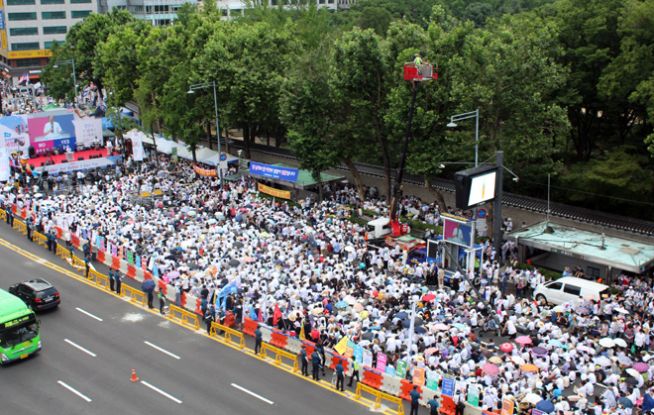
257, 183, 291, 200
193, 164, 217, 177
334, 336, 349, 355
6, 49, 52, 59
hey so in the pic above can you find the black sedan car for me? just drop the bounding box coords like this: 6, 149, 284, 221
9, 279, 60, 311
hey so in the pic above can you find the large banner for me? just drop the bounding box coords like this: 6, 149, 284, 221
257, 182, 291, 199
0, 115, 30, 154
249, 161, 299, 183
27, 114, 76, 153
73, 115, 103, 148
0, 146, 10, 181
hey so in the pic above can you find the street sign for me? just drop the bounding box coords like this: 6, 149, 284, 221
220, 152, 227, 161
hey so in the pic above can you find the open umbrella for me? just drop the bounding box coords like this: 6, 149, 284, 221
599, 337, 615, 348
489, 356, 503, 364
453, 323, 467, 331
618, 355, 633, 366
500, 343, 514, 353
576, 344, 596, 354
335, 300, 348, 309
522, 392, 542, 405
395, 311, 408, 320
515, 336, 532, 346
228, 258, 240, 267
614, 338, 628, 348
595, 356, 612, 367
521, 364, 539, 373
432, 323, 449, 332
618, 397, 634, 408
531, 346, 548, 357
633, 362, 649, 373
425, 347, 438, 357
548, 339, 564, 349
511, 356, 525, 365
626, 368, 641, 379
482, 363, 499, 377
422, 293, 436, 302
535, 399, 555, 413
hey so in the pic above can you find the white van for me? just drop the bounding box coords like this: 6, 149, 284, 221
366, 217, 391, 239
533, 276, 609, 306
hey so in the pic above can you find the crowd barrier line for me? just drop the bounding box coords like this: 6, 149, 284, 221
260, 342, 299, 373
355, 382, 405, 415
0, 208, 6, 222
56, 243, 72, 260
210, 321, 246, 349
88, 269, 111, 291
13, 219, 27, 235
32, 231, 48, 248
168, 304, 200, 330
121, 284, 147, 307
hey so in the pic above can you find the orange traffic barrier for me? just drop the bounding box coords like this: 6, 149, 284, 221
440, 396, 455, 415
70, 234, 80, 249
270, 329, 288, 349
97, 250, 106, 263
127, 265, 136, 278
362, 368, 383, 390
111, 256, 120, 270
399, 379, 422, 401
130, 368, 140, 383
302, 340, 315, 356
329, 354, 349, 373
355, 382, 405, 415
243, 318, 258, 337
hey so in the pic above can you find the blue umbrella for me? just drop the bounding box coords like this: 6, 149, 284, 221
535, 399, 555, 413
618, 397, 634, 408
415, 326, 427, 334
141, 279, 155, 292
335, 300, 348, 309
453, 323, 467, 331
395, 311, 408, 319
548, 339, 564, 349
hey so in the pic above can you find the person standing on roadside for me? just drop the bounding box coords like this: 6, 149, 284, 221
114, 270, 122, 294
300, 348, 309, 376
254, 325, 262, 355
109, 269, 115, 292
204, 305, 214, 335
311, 349, 322, 381
348, 359, 360, 387
158, 289, 166, 314
409, 385, 421, 415
335, 360, 345, 392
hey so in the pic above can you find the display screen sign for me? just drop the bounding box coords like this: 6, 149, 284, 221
249, 161, 299, 183
27, 114, 76, 153
468, 170, 497, 206
0, 115, 30, 153
0, 313, 34, 330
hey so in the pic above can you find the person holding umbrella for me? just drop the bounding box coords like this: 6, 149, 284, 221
142, 279, 155, 309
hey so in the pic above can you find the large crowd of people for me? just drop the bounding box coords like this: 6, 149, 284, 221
2, 153, 654, 415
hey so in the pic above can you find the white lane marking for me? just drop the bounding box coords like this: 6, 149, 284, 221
75, 307, 103, 322
64, 338, 97, 357
144, 341, 180, 360
140, 380, 183, 404
57, 380, 92, 403
231, 383, 274, 405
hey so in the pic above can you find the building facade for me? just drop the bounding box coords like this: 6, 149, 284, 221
0, 0, 99, 78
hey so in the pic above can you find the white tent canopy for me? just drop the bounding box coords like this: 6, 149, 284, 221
139, 132, 238, 166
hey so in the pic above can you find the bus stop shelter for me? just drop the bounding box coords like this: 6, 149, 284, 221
508, 221, 654, 281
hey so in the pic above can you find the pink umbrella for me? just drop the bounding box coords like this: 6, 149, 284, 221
482, 363, 500, 377
515, 336, 533, 346
425, 347, 438, 357
422, 293, 436, 302
633, 362, 649, 373
500, 342, 514, 353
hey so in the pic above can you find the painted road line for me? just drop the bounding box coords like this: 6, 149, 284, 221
141, 380, 183, 404
64, 338, 97, 357
144, 340, 181, 360
231, 383, 274, 405
75, 307, 103, 322
57, 380, 92, 403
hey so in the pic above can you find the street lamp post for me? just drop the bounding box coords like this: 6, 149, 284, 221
187, 80, 223, 189
447, 109, 480, 167
54, 59, 77, 105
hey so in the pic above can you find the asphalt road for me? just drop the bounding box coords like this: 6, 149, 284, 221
0, 226, 373, 415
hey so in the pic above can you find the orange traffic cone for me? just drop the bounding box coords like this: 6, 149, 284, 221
130, 368, 140, 383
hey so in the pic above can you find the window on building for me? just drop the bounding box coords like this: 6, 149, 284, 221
42, 11, 66, 19
44, 40, 61, 49
8, 12, 37, 21
70, 0, 92, 3
6, 0, 35, 5
43, 26, 67, 34
15, 58, 42, 67
10, 27, 38, 36
71, 10, 91, 18
41, 0, 65, 4
11, 42, 39, 51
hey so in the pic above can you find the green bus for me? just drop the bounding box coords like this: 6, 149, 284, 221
0, 288, 41, 365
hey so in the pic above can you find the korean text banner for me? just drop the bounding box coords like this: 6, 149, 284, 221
249, 161, 299, 183
257, 183, 291, 199
73, 115, 102, 148
27, 114, 75, 153
0, 115, 30, 154
443, 217, 473, 247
